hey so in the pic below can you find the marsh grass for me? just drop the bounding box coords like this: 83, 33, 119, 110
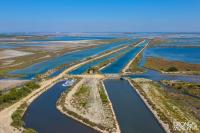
132, 80, 200, 132
145, 57, 200, 73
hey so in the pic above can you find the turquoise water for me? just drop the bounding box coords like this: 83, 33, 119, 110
69, 47, 130, 75
101, 40, 148, 74
10, 40, 132, 79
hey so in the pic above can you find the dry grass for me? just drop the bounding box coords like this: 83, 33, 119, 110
132, 78, 200, 133
144, 57, 200, 74
149, 38, 170, 47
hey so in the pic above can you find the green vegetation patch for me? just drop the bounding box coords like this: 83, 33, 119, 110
74, 84, 90, 108
99, 85, 109, 104
22, 128, 38, 133
11, 102, 38, 133
11, 102, 27, 128
162, 80, 200, 98
166, 66, 178, 72
0, 82, 40, 110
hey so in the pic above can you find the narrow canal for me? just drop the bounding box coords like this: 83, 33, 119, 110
101, 40, 148, 74
23, 80, 97, 133
69, 46, 129, 75
104, 79, 165, 133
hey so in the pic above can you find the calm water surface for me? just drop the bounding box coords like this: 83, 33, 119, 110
104, 79, 165, 133
145, 47, 200, 64
69, 47, 130, 75
101, 41, 148, 74
23, 80, 97, 133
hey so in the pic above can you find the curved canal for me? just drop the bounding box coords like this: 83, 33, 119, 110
23, 80, 97, 133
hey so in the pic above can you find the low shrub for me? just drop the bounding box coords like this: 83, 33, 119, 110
167, 67, 178, 72
0, 82, 40, 110
99, 87, 109, 104
11, 102, 27, 128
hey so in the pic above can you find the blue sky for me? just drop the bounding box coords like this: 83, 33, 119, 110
0, 0, 200, 32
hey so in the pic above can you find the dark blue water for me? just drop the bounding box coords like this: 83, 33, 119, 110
145, 47, 200, 64
10, 40, 132, 79
23, 80, 97, 133
101, 41, 148, 74
104, 79, 165, 133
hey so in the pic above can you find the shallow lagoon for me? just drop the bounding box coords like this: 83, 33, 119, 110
10, 40, 132, 79
144, 47, 200, 64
